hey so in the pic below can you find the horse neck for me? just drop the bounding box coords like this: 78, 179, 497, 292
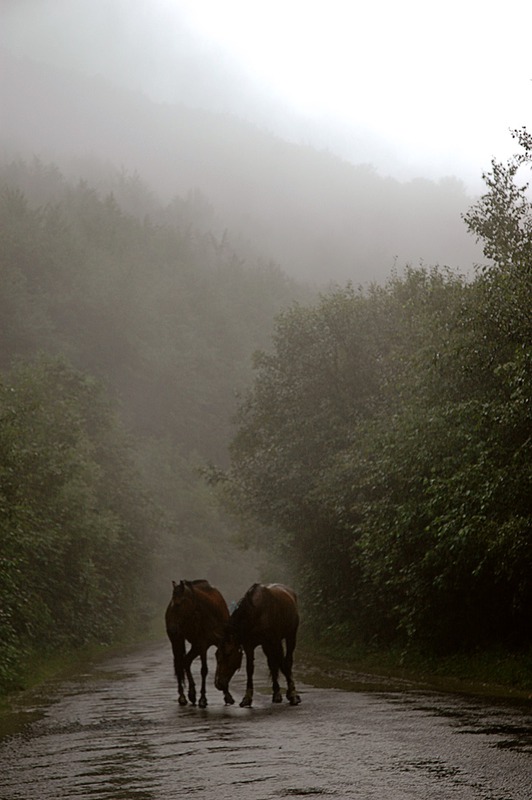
229, 596, 256, 642
194, 589, 229, 634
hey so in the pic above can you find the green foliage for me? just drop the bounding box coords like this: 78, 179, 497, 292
223, 132, 532, 654
0, 356, 158, 691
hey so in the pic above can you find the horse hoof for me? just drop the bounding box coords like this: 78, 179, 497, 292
272, 692, 283, 703
178, 696, 187, 706
224, 694, 235, 705
198, 697, 208, 709
289, 694, 301, 705
239, 697, 252, 708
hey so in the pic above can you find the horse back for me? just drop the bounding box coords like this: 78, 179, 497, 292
238, 582, 299, 644
194, 583, 230, 623
183, 582, 230, 645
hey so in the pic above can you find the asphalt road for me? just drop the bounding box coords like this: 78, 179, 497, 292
0, 641, 530, 799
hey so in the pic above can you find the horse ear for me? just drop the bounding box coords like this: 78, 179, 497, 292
247, 583, 261, 606
172, 580, 176, 588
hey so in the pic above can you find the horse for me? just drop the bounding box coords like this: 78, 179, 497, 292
165, 578, 235, 708
214, 582, 301, 707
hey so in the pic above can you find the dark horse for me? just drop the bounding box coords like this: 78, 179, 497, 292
165, 579, 235, 708
214, 582, 301, 707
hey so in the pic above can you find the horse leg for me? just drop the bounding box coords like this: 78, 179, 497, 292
240, 646, 255, 707
281, 632, 301, 705
263, 641, 283, 703
198, 649, 208, 709
222, 687, 235, 705
170, 635, 187, 706
184, 645, 199, 706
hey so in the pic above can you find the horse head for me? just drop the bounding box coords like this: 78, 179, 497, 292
166, 579, 196, 632
214, 625, 243, 692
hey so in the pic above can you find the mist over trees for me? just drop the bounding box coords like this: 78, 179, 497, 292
0, 157, 308, 691
0, 51, 482, 286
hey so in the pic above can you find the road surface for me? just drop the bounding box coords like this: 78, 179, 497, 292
0, 641, 530, 799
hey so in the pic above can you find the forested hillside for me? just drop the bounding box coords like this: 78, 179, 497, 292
0, 157, 309, 692
0, 51, 482, 285
217, 130, 532, 656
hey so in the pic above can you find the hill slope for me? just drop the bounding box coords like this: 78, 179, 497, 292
1, 50, 482, 285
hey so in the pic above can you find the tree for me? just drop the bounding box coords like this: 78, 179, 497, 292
0, 356, 158, 690
463, 127, 532, 271
223, 125, 532, 652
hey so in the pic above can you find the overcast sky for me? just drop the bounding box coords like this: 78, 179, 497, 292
2, 0, 532, 190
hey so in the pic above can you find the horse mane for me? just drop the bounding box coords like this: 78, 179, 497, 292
229, 583, 261, 638
187, 578, 211, 589
172, 578, 211, 596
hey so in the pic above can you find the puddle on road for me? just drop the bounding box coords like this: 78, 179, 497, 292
0, 653, 138, 741
295, 649, 532, 758
381, 692, 532, 755
1, 640, 531, 800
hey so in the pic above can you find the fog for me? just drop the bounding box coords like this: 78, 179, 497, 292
2, 0, 530, 283
1, 0, 530, 679
0, 2, 406, 181
4, 1, 532, 181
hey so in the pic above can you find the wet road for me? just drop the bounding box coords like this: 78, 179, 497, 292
0, 641, 530, 799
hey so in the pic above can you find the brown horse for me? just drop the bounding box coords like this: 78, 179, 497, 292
214, 582, 301, 707
165, 579, 235, 708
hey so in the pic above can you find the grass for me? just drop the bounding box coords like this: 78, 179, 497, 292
298, 628, 532, 701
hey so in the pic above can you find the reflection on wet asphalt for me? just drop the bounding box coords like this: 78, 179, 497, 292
0, 641, 530, 799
